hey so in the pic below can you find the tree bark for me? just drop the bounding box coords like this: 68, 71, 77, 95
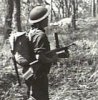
37, 0, 43, 4
50, 0, 53, 22
65, 0, 71, 17
4, 0, 14, 39
72, 0, 76, 29
97, 0, 98, 15
75, 0, 78, 18
92, 0, 96, 17
61, 0, 65, 18
14, 0, 22, 31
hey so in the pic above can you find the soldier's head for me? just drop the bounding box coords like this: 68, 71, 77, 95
29, 5, 50, 30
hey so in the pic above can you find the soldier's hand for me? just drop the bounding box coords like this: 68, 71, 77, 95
52, 54, 58, 63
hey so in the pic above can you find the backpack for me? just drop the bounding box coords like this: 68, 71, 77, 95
9, 32, 31, 67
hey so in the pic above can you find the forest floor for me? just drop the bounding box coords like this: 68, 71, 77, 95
0, 17, 98, 100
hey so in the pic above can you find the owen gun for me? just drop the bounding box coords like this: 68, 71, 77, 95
23, 42, 75, 80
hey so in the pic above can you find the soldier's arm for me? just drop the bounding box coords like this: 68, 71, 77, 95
36, 53, 57, 63
33, 33, 57, 64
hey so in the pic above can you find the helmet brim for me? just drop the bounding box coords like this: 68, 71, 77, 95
29, 5, 50, 25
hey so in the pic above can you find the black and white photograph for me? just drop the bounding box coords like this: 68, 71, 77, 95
0, 0, 98, 100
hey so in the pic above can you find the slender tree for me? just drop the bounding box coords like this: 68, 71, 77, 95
92, 0, 96, 17
50, 0, 53, 22
14, 0, 22, 31
75, 0, 78, 18
4, 0, 14, 38
65, 0, 70, 17
37, 0, 43, 4
60, 0, 65, 18
71, 0, 76, 29
4, 0, 22, 38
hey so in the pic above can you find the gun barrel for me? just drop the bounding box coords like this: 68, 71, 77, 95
47, 42, 75, 54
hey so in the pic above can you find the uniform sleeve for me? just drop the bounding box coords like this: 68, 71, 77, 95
33, 33, 50, 54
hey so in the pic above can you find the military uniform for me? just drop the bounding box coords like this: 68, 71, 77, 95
9, 5, 55, 100
24, 5, 54, 100
25, 28, 51, 100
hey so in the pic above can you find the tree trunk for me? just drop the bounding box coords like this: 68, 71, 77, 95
37, 0, 43, 4
61, 0, 65, 18
14, 0, 22, 31
4, 0, 14, 39
92, 0, 96, 17
75, 0, 78, 18
72, 0, 76, 29
65, 0, 69, 17
50, 0, 53, 22
96, 0, 98, 16
65, 0, 71, 17
31, 0, 43, 5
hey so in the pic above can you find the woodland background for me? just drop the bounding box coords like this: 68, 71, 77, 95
0, 0, 98, 100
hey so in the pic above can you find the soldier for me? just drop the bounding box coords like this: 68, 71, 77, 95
25, 5, 57, 100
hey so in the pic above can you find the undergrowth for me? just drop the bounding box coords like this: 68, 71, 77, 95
0, 17, 98, 100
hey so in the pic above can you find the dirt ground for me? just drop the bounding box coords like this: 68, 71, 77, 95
0, 17, 98, 100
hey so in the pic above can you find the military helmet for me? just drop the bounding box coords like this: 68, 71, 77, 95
29, 5, 50, 25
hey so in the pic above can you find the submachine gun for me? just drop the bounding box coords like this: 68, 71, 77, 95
23, 42, 75, 80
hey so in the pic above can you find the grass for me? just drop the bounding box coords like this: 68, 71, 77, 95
0, 17, 98, 100
49, 17, 98, 100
